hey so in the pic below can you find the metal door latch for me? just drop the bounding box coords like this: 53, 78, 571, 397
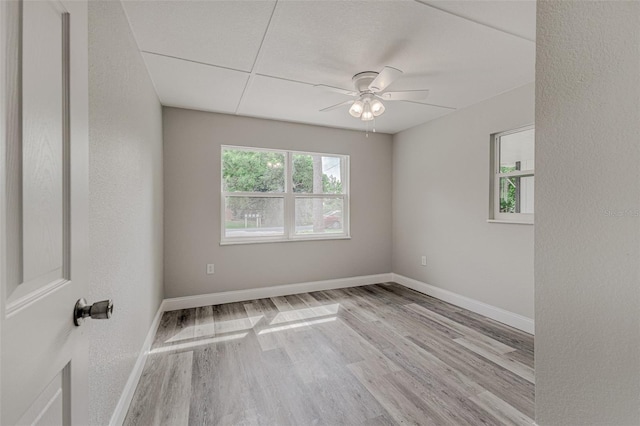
74, 298, 113, 326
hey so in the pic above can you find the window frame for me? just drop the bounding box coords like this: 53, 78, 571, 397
220, 145, 350, 245
489, 125, 534, 224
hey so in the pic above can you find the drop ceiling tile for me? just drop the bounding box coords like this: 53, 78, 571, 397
238, 75, 452, 134
122, 0, 276, 71
257, 1, 534, 109
420, 0, 536, 41
142, 53, 249, 114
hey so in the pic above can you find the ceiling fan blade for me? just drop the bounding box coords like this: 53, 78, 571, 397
320, 99, 354, 112
379, 90, 430, 101
314, 84, 356, 96
369, 66, 403, 92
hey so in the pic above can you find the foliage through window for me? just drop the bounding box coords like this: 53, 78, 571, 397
221, 146, 349, 243
491, 126, 534, 223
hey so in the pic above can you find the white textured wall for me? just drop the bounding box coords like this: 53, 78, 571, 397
392, 83, 534, 319
88, 1, 163, 424
163, 108, 392, 298
535, 2, 640, 424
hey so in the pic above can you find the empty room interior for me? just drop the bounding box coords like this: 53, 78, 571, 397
2, 0, 640, 425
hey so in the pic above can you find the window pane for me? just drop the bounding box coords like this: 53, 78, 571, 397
222, 149, 285, 193
499, 128, 534, 172
292, 154, 343, 194
499, 176, 534, 214
224, 197, 284, 238
294, 198, 344, 235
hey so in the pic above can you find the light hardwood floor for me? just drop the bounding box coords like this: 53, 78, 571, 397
124, 283, 534, 425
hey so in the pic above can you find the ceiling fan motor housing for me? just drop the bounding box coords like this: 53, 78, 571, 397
352, 71, 379, 93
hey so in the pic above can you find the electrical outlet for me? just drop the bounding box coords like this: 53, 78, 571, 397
421, 256, 427, 266
206, 264, 215, 275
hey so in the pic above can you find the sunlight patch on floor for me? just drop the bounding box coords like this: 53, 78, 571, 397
151, 332, 249, 354
258, 316, 337, 335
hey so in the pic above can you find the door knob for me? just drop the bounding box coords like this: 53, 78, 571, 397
74, 298, 113, 326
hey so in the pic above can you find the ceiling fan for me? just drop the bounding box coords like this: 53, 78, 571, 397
315, 66, 429, 121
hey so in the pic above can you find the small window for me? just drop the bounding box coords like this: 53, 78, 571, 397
490, 125, 534, 223
221, 146, 349, 244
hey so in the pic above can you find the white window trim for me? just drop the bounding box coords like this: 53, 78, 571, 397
490, 125, 534, 224
220, 145, 350, 245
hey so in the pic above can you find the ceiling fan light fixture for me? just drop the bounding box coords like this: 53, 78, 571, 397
349, 100, 364, 118
361, 102, 374, 121
370, 99, 385, 117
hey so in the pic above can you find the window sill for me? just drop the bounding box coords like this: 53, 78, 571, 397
487, 219, 534, 225
220, 235, 352, 246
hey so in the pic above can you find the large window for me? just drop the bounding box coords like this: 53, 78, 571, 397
490, 125, 534, 223
221, 146, 349, 243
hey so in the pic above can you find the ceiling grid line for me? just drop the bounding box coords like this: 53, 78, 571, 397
140, 51, 249, 75
234, 0, 279, 115
413, 0, 536, 43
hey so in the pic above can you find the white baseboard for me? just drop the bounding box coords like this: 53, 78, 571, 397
109, 299, 166, 426
392, 273, 534, 335
163, 273, 394, 312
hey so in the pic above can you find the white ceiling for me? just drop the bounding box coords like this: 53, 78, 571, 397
122, 0, 535, 134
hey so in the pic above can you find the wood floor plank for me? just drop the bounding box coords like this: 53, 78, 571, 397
243, 298, 282, 352
151, 310, 179, 350
405, 303, 517, 355
378, 283, 463, 314
384, 334, 487, 398
362, 413, 397, 425
367, 283, 424, 306
509, 348, 535, 369
123, 353, 168, 426
165, 308, 196, 344
126, 284, 535, 425
213, 302, 258, 336
270, 295, 318, 333
389, 283, 533, 356
314, 316, 401, 370
244, 337, 325, 425
443, 311, 534, 357
194, 305, 215, 339
454, 337, 535, 383
342, 287, 388, 313
348, 359, 447, 425
306, 374, 388, 424
384, 369, 502, 426
337, 311, 404, 352
296, 291, 342, 318
195, 333, 262, 423
156, 351, 193, 425
470, 391, 534, 426
407, 330, 535, 418
322, 289, 380, 323
188, 344, 218, 425
398, 304, 466, 340
375, 330, 499, 418
280, 326, 344, 384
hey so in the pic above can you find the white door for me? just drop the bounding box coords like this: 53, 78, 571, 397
1, 0, 89, 424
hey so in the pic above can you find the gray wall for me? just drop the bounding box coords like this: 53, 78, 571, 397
535, 2, 640, 424
163, 108, 392, 298
88, 2, 164, 425
392, 83, 534, 319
